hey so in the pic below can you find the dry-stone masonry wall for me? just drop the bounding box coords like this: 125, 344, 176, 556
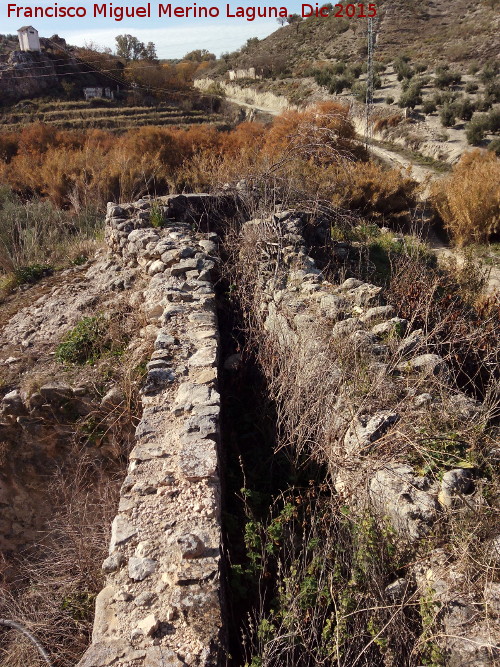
239, 211, 499, 666
78, 195, 229, 667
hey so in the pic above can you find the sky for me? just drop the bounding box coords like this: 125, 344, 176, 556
2, 1, 305, 58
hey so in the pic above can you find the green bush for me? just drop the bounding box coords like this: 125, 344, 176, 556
465, 82, 479, 93
398, 87, 422, 109
475, 96, 493, 112
330, 61, 346, 75
328, 75, 352, 94
453, 97, 475, 121
484, 79, 500, 103
385, 96, 394, 105
347, 63, 363, 79
14, 264, 53, 285
422, 99, 437, 114
440, 105, 456, 127
480, 63, 499, 83
55, 315, 111, 365
435, 68, 461, 89
466, 115, 489, 145
351, 81, 367, 103
394, 56, 413, 81
313, 69, 332, 87
488, 108, 500, 132
488, 137, 500, 156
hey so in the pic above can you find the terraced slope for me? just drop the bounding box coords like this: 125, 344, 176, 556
0, 101, 222, 132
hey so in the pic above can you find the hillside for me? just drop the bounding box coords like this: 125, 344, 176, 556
0, 39, 125, 106
213, 0, 500, 76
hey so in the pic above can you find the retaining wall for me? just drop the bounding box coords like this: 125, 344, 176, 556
239, 211, 499, 666
78, 195, 228, 667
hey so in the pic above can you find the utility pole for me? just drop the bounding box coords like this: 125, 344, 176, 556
365, 15, 375, 149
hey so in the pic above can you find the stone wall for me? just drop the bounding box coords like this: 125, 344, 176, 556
78, 195, 228, 667
238, 211, 499, 666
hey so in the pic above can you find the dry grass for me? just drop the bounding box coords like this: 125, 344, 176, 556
222, 194, 499, 665
0, 187, 102, 275
430, 150, 500, 245
0, 448, 121, 666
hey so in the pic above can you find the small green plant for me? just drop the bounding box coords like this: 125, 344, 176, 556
419, 588, 445, 666
55, 315, 111, 365
14, 263, 53, 285
411, 430, 471, 477
72, 254, 89, 266
385, 96, 394, 105
150, 201, 164, 228
61, 590, 96, 622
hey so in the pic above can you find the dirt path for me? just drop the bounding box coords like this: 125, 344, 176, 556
366, 143, 437, 188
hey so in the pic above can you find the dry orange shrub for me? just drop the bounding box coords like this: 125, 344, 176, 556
0, 105, 417, 216
331, 161, 420, 214
0, 132, 19, 162
263, 102, 358, 165
373, 114, 403, 133
431, 150, 500, 245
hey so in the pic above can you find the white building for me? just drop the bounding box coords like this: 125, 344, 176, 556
83, 87, 114, 101
17, 26, 40, 52
228, 67, 261, 81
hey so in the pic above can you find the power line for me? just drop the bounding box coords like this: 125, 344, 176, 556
1, 56, 184, 72
45, 37, 197, 97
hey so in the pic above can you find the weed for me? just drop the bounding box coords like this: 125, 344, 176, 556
419, 588, 446, 666
13, 264, 52, 285
150, 200, 164, 228
55, 315, 111, 365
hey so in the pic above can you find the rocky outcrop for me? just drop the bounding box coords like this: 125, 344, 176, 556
0, 51, 59, 103
194, 78, 295, 113
78, 196, 227, 667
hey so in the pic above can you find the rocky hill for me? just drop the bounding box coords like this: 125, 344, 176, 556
211, 0, 499, 76
0, 41, 123, 105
